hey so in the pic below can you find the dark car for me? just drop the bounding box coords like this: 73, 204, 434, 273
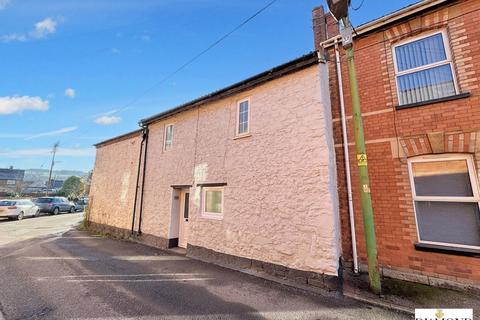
74, 198, 89, 212
35, 197, 76, 215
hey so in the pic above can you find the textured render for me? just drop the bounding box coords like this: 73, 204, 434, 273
136, 64, 341, 276
89, 133, 142, 232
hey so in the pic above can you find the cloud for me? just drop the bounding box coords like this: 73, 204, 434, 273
1, 17, 58, 42
0, 147, 95, 158
0, 0, 10, 10
64, 88, 75, 98
24, 126, 78, 140
95, 115, 121, 125
0, 96, 49, 115
31, 18, 57, 39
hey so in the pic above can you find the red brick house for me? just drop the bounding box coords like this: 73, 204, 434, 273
317, 0, 480, 289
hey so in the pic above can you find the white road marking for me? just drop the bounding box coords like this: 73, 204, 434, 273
23, 256, 94, 261
112, 255, 189, 261
36, 273, 207, 280
22, 255, 188, 261
65, 278, 214, 283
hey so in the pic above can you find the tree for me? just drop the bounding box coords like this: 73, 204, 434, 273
59, 176, 85, 199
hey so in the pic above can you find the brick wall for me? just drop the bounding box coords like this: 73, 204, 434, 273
326, 0, 480, 286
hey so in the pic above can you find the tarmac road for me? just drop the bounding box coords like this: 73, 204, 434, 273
0, 214, 410, 320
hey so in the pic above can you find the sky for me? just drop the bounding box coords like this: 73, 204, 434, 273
0, 0, 417, 172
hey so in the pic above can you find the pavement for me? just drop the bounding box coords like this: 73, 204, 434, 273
0, 214, 411, 320
0, 212, 84, 246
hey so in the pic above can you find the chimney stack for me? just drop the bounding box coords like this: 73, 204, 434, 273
312, 5, 340, 51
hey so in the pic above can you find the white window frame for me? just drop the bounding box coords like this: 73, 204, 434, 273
236, 98, 250, 137
407, 153, 480, 250
164, 124, 174, 151
201, 187, 224, 220
392, 29, 459, 105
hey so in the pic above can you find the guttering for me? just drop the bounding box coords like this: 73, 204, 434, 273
335, 41, 358, 274
131, 128, 147, 235
137, 125, 149, 235
321, 0, 450, 48
94, 129, 143, 148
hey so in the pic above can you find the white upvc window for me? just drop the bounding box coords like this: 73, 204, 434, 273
393, 30, 459, 105
236, 98, 250, 136
408, 154, 480, 250
164, 124, 174, 151
201, 187, 223, 219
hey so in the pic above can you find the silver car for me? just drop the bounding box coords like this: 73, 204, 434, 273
0, 199, 40, 220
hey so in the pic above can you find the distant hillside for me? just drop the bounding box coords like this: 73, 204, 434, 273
24, 169, 89, 183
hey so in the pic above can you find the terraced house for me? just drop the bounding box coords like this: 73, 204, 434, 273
88, 53, 342, 290
321, 0, 480, 290
89, 0, 480, 292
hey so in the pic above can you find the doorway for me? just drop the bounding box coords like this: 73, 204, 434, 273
178, 190, 190, 248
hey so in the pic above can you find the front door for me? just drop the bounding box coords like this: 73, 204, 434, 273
178, 191, 190, 248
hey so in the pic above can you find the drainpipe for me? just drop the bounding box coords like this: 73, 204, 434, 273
137, 125, 149, 235
334, 41, 359, 274
131, 129, 146, 235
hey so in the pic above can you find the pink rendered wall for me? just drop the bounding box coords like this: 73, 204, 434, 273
140, 64, 341, 275
89, 133, 142, 231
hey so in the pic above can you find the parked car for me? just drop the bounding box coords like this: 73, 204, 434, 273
34, 197, 76, 215
0, 199, 40, 220
74, 198, 89, 212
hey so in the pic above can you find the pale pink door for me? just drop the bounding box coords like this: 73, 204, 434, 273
178, 191, 190, 248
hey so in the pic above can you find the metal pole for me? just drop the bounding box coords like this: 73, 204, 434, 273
341, 17, 381, 294
46, 142, 59, 196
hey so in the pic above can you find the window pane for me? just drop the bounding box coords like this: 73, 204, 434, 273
415, 201, 480, 246
238, 101, 249, 134
395, 33, 446, 72
205, 190, 222, 213
398, 64, 456, 105
412, 160, 473, 197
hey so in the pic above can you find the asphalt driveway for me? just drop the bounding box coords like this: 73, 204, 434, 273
0, 215, 410, 320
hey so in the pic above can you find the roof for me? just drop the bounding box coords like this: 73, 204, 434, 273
94, 129, 143, 148
140, 51, 320, 125
321, 0, 451, 48
0, 169, 25, 181
94, 51, 320, 148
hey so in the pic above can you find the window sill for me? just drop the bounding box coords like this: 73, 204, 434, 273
233, 134, 251, 140
396, 92, 470, 110
200, 213, 224, 220
414, 242, 480, 257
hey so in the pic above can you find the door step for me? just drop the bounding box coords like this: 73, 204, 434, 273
168, 247, 187, 256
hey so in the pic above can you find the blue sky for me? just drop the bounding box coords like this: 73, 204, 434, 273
0, 0, 416, 171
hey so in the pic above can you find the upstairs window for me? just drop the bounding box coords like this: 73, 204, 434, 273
393, 31, 458, 105
408, 154, 480, 249
236, 99, 250, 136
164, 124, 174, 151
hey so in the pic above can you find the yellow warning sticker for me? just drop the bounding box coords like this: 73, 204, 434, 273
357, 153, 368, 166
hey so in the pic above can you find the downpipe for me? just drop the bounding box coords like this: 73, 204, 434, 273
137, 126, 149, 235
334, 41, 359, 274
131, 128, 147, 235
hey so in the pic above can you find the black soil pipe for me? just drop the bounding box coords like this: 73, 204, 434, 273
137, 126, 149, 235
131, 129, 146, 235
